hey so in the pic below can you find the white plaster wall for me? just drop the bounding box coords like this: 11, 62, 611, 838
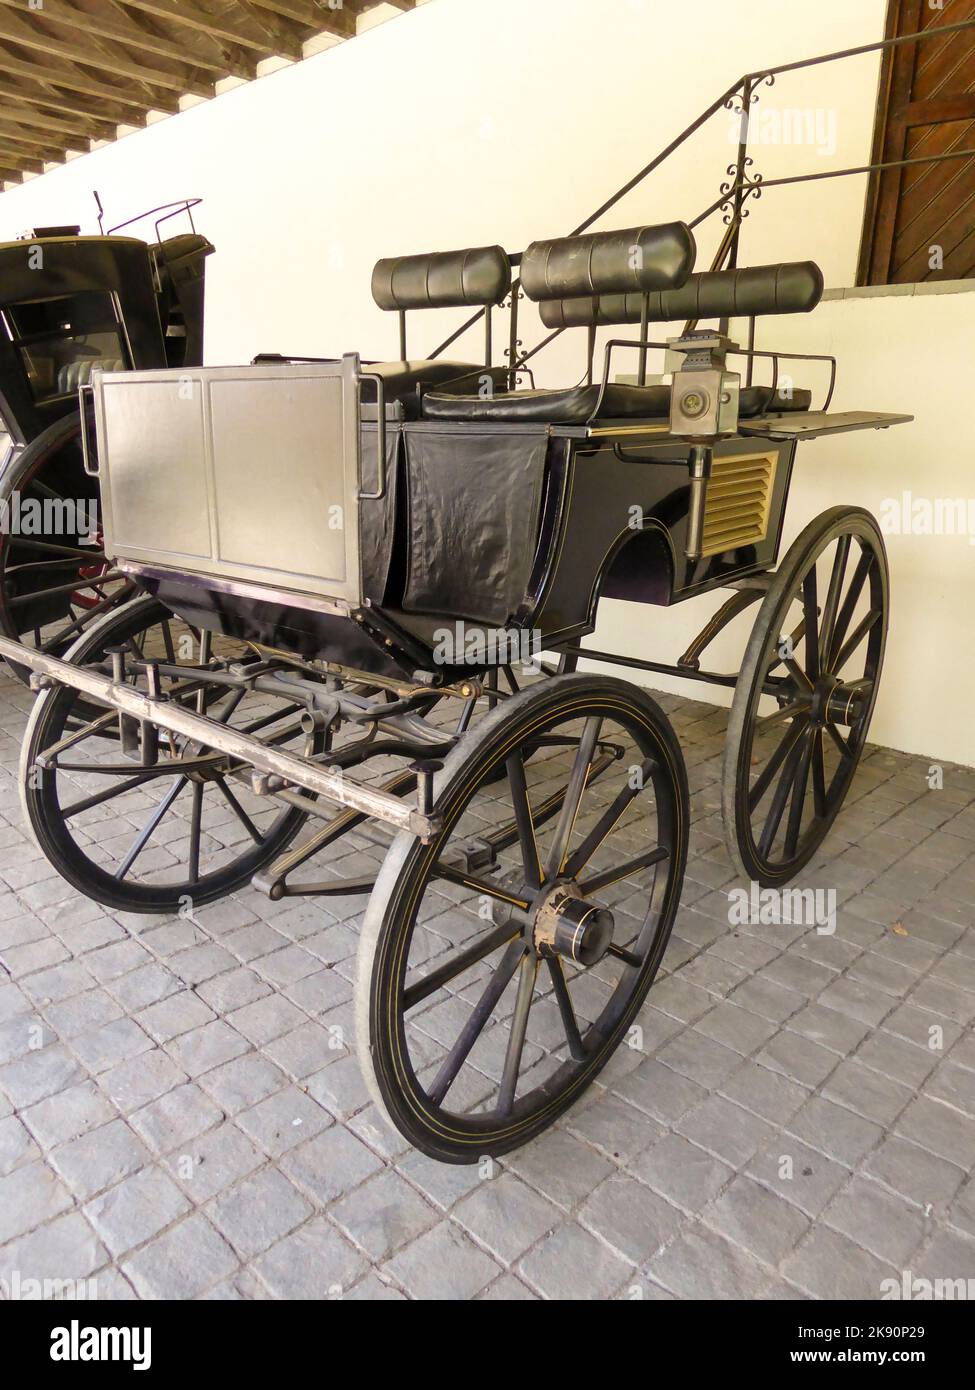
3, 0, 970, 763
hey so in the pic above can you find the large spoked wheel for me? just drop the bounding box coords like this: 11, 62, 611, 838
0, 414, 137, 680
356, 674, 688, 1163
20, 595, 311, 914
723, 507, 889, 886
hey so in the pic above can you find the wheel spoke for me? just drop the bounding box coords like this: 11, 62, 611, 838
545, 716, 602, 878
506, 751, 541, 889
758, 731, 807, 859
783, 728, 814, 859
546, 957, 586, 1061
818, 534, 850, 662
580, 845, 669, 895
825, 719, 853, 759
756, 700, 807, 734
497, 954, 538, 1116
801, 567, 819, 679
431, 862, 531, 912
562, 755, 655, 879
403, 920, 522, 1011
214, 777, 265, 844
115, 777, 187, 880
825, 548, 873, 669
427, 941, 525, 1106
812, 729, 828, 818
832, 608, 881, 673
748, 716, 807, 814
188, 782, 204, 884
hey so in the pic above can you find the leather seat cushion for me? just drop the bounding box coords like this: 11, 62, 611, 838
421, 381, 810, 424
365, 359, 507, 400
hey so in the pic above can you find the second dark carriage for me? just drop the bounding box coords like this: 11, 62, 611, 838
0, 205, 213, 668
0, 220, 909, 1161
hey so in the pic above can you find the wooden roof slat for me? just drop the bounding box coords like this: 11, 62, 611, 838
0, 78, 152, 127
118, 0, 291, 56
0, 99, 115, 141
0, 9, 213, 97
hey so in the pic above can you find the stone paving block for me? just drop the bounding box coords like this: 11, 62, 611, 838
129, 1082, 224, 1154
254, 1216, 368, 1298
166, 1122, 263, 1203
564, 1092, 661, 1165
197, 1052, 288, 1114
385, 1220, 502, 1300
822, 1175, 927, 1267
785, 1095, 883, 1168
629, 1132, 733, 1214
195, 967, 270, 1014
280, 1123, 381, 1204
51, 1118, 152, 1202
656, 1029, 743, 1090
236, 1085, 332, 1159
164, 1019, 250, 1077
0, 1113, 37, 1174
209, 1166, 313, 1261
894, 1094, 975, 1169
785, 1002, 873, 1056
21, 1079, 116, 1150
395, 1147, 485, 1212
453, 1172, 561, 1265
99, 1048, 187, 1113
122, 1212, 238, 1299
331, 1168, 440, 1262
0, 1159, 73, 1244
695, 1001, 779, 1056
704, 1174, 811, 1265
648, 1225, 769, 1300
505, 1127, 614, 1211
821, 1058, 914, 1125
0, 1209, 107, 1290
718, 1060, 809, 1126
518, 1220, 632, 1300
226, 992, 307, 1046
746, 1137, 850, 1219
137, 990, 216, 1043
677, 1095, 775, 1170
782, 1225, 896, 1301
0, 1042, 86, 1109
863, 1135, 965, 1209
86, 1166, 192, 1257
577, 1172, 682, 1265
71, 1017, 153, 1075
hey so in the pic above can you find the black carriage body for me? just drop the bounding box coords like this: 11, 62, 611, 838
0, 231, 213, 447
121, 402, 795, 678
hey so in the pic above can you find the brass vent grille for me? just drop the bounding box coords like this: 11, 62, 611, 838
699, 449, 778, 557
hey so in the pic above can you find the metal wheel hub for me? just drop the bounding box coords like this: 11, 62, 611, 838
531, 880, 614, 967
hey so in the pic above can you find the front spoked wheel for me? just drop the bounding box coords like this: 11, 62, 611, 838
356, 674, 688, 1163
20, 595, 311, 913
723, 507, 889, 886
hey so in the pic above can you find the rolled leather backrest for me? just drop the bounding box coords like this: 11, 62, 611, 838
372, 244, 511, 311
538, 260, 824, 329
522, 222, 696, 302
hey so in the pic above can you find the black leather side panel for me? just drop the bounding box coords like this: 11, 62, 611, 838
401, 431, 547, 624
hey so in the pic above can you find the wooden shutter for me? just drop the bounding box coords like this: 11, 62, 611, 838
858, 0, 975, 284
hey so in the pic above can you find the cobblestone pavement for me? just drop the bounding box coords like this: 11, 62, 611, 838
0, 658, 973, 1302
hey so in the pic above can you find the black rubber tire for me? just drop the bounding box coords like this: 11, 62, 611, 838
20, 594, 309, 914
722, 506, 889, 886
356, 673, 689, 1163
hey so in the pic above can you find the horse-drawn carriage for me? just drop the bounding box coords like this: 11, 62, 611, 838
0, 203, 212, 668
0, 220, 910, 1162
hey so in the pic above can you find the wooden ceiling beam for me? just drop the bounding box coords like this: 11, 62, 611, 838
0, 0, 251, 81
119, 0, 288, 57
247, 0, 356, 38
0, 156, 42, 177
0, 79, 149, 127
0, 99, 115, 141
0, 11, 213, 97
0, 43, 181, 111
0, 122, 81, 161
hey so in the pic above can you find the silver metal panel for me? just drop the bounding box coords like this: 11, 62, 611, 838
92, 359, 363, 609
739, 410, 914, 440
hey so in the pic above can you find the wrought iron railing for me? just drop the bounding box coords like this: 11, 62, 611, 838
427, 16, 975, 387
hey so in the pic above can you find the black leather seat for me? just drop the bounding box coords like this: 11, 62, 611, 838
420, 382, 810, 424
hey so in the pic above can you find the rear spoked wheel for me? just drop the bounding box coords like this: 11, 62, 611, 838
723, 507, 889, 886
20, 595, 312, 913
357, 674, 688, 1163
